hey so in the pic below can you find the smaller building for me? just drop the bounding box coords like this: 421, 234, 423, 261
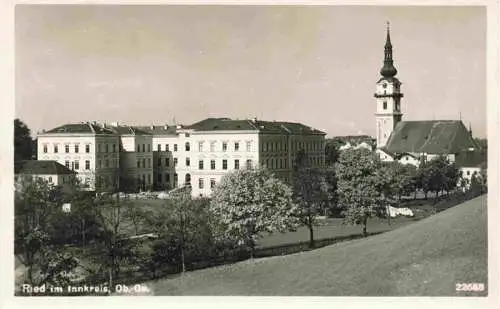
15, 160, 77, 191
455, 150, 487, 191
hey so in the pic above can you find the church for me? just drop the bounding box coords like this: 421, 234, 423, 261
373, 23, 485, 184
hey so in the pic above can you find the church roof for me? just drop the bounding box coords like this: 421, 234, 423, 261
384, 120, 477, 155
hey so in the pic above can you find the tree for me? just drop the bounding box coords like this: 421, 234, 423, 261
335, 148, 389, 237
210, 168, 299, 258
15, 178, 79, 290
143, 189, 216, 275
324, 138, 341, 166
14, 118, 34, 162
292, 151, 329, 248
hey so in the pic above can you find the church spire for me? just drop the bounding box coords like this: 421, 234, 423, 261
380, 21, 398, 78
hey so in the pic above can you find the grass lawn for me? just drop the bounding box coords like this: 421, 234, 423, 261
146, 195, 487, 296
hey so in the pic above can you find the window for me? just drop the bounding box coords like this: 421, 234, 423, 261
166, 157, 170, 167
235, 142, 240, 151
383, 101, 387, 110
142, 159, 146, 168
198, 142, 204, 152
166, 144, 170, 152
222, 159, 228, 170
157, 144, 161, 151
148, 158, 151, 168
157, 158, 161, 166
137, 144, 141, 152
467, 171, 470, 176
105, 160, 109, 168
148, 144, 151, 152
65, 161, 70, 169
75, 144, 79, 153
210, 178, 216, 189
43, 144, 48, 153
48, 176, 53, 183
174, 157, 178, 166
174, 173, 178, 186
98, 160, 102, 169
165, 174, 170, 183
174, 144, 178, 152
185, 142, 190, 151
65, 144, 70, 153
112, 144, 116, 153
234, 159, 240, 170
246, 159, 252, 168
211, 160, 216, 170
158, 173, 162, 183
53, 144, 58, 153
137, 160, 140, 168
199, 160, 204, 170
74, 161, 80, 170
199, 178, 204, 189
222, 142, 227, 152
105, 144, 109, 153
147, 174, 151, 184
186, 157, 190, 166
142, 144, 145, 152
246, 141, 251, 152
85, 160, 90, 170
210, 142, 215, 152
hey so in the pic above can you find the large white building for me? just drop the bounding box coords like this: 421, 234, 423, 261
37, 118, 326, 196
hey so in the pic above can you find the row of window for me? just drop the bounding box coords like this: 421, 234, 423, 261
156, 157, 253, 170
155, 141, 253, 153
65, 160, 91, 171
137, 158, 152, 169
43, 143, 92, 154
262, 140, 324, 153
137, 143, 152, 153
198, 178, 217, 189
42, 143, 119, 154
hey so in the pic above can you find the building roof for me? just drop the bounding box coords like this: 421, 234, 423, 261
384, 120, 477, 155
43, 123, 116, 135
185, 118, 325, 135
15, 160, 76, 175
455, 150, 487, 168
136, 125, 179, 136
109, 125, 152, 135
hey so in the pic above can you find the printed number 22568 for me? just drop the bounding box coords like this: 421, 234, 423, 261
456, 283, 485, 292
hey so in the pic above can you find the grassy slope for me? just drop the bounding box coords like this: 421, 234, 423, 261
148, 195, 487, 296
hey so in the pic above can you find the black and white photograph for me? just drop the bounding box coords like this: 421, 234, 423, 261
2, 0, 499, 306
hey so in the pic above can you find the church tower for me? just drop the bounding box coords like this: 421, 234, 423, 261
375, 22, 403, 148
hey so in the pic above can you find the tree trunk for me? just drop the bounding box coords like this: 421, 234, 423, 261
249, 240, 255, 259
308, 224, 315, 248
362, 216, 368, 237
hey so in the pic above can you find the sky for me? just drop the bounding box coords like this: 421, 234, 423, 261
15, 5, 487, 138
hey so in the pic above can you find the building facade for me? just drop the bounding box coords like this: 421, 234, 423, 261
37, 123, 120, 191
38, 118, 326, 196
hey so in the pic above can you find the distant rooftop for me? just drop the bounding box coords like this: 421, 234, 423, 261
15, 160, 76, 175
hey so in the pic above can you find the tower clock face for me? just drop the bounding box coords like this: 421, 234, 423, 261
382, 83, 387, 89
